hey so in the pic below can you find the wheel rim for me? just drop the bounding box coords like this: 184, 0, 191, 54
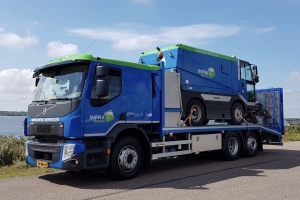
228, 137, 238, 155
191, 105, 202, 122
234, 107, 243, 122
118, 145, 138, 172
247, 136, 257, 153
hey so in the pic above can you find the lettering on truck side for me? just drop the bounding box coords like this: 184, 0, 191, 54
31, 118, 59, 122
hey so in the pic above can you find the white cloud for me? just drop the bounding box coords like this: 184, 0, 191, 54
0, 27, 38, 48
47, 41, 79, 57
255, 26, 274, 33
69, 23, 240, 50
131, 0, 150, 4
283, 90, 300, 118
0, 69, 34, 111
286, 70, 300, 84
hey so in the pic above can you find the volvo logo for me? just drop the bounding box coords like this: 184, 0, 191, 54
42, 108, 47, 115
34, 105, 56, 117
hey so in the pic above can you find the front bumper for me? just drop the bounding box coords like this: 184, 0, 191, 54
26, 140, 110, 171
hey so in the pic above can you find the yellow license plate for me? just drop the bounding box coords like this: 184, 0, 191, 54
37, 161, 48, 168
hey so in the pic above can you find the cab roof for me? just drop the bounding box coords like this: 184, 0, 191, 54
33, 54, 159, 76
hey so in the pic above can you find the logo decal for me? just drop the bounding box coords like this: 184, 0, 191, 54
104, 110, 114, 122
198, 67, 215, 78
34, 105, 56, 117
90, 110, 115, 123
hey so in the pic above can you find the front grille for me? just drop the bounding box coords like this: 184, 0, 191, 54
30, 145, 58, 152
37, 125, 52, 134
29, 122, 64, 137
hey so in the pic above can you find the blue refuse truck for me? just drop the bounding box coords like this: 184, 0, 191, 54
24, 45, 284, 180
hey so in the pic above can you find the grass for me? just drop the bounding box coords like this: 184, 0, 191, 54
0, 135, 59, 179
283, 125, 300, 142
0, 162, 59, 179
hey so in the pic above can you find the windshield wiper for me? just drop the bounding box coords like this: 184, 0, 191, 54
49, 98, 72, 101
32, 100, 48, 104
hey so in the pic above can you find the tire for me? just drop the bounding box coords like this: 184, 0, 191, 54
230, 102, 244, 125
223, 131, 241, 161
186, 100, 206, 126
245, 132, 258, 157
109, 137, 143, 180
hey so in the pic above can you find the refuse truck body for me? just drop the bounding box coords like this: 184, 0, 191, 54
139, 44, 262, 126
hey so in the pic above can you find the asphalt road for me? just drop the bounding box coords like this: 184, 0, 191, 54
1, 141, 300, 200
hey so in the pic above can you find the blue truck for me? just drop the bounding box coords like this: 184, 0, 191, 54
24, 44, 284, 180
139, 44, 263, 126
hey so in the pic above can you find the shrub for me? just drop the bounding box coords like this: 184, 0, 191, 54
284, 125, 300, 142
0, 135, 26, 167
285, 124, 300, 134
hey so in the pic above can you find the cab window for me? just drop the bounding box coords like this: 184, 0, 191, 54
90, 69, 122, 106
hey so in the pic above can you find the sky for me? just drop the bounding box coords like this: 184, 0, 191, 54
0, 0, 299, 117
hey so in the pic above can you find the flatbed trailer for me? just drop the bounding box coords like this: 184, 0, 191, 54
147, 69, 283, 161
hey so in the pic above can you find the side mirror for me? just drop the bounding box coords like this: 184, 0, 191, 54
33, 71, 39, 78
96, 80, 109, 97
96, 66, 109, 78
35, 77, 40, 87
255, 75, 259, 83
252, 65, 258, 76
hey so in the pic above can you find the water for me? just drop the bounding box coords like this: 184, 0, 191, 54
0, 116, 26, 137
0, 116, 295, 137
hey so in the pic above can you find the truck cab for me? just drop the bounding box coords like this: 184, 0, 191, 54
25, 54, 159, 174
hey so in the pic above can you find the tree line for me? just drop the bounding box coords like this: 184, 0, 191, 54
0, 111, 27, 116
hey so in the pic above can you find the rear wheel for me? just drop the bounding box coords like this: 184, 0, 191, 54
245, 132, 258, 157
110, 137, 142, 180
230, 102, 244, 125
223, 131, 241, 161
186, 100, 206, 126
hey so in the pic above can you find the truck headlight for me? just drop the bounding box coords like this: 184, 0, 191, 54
62, 144, 75, 161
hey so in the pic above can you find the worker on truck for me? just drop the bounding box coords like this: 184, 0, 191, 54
182, 107, 197, 127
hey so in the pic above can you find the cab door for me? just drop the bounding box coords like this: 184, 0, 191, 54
239, 60, 256, 102
84, 65, 126, 137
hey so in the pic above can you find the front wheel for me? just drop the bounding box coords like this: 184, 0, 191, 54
110, 137, 142, 180
230, 102, 245, 125
245, 132, 258, 157
223, 131, 241, 161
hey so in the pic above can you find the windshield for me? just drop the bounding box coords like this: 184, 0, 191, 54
33, 64, 88, 101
